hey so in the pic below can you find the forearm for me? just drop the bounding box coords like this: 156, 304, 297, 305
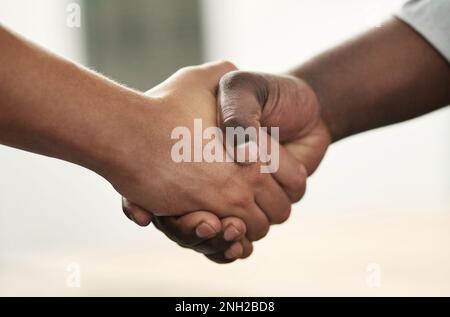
0, 26, 150, 176
291, 18, 450, 142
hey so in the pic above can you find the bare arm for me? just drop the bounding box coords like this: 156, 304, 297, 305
292, 18, 450, 142
0, 25, 148, 176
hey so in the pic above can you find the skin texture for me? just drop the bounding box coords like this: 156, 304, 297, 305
0, 26, 304, 258
127, 18, 450, 263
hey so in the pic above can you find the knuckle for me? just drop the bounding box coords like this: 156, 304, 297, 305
242, 247, 253, 259
229, 191, 252, 209
298, 164, 308, 181
274, 206, 291, 224
175, 65, 192, 75
288, 166, 308, 203
288, 164, 307, 186
176, 65, 201, 79
251, 174, 266, 188
241, 241, 254, 259
249, 222, 270, 241
217, 60, 237, 72
290, 185, 306, 203
245, 168, 265, 186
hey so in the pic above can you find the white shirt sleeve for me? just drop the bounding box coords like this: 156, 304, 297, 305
395, 0, 450, 63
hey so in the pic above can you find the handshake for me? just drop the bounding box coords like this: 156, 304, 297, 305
117, 61, 331, 263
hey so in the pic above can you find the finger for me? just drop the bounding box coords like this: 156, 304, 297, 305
218, 71, 266, 162
224, 241, 244, 259
152, 211, 222, 247
273, 145, 307, 203
221, 238, 253, 261
219, 71, 312, 143
205, 238, 253, 264
155, 215, 246, 255
221, 217, 246, 242
284, 121, 331, 175
255, 173, 292, 225
259, 128, 307, 203
218, 70, 267, 132
187, 217, 246, 255
240, 237, 254, 259
122, 197, 152, 227
230, 201, 270, 242
205, 241, 244, 264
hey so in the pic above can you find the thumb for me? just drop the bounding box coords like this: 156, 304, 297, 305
199, 60, 238, 91
218, 71, 269, 164
218, 71, 309, 202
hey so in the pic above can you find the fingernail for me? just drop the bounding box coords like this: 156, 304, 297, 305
224, 246, 239, 259
224, 225, 241, 241
196, 222, 217, 239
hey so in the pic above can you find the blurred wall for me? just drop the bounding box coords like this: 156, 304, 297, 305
0, 0, 91, 257
0, 0, 84, 62
83, 0, 203, 91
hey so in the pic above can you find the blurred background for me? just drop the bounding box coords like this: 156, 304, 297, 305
0, 0, 449, 296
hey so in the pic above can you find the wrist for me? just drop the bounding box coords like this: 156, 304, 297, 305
301, 79, 336, 143
79, 89, 160, 183
288, 69, 346, 143
280, 73, 334, 143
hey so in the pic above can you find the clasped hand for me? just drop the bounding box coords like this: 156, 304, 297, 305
117, 61, 331, 263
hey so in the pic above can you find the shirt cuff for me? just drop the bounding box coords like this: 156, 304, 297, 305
395, 0, 450, 63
